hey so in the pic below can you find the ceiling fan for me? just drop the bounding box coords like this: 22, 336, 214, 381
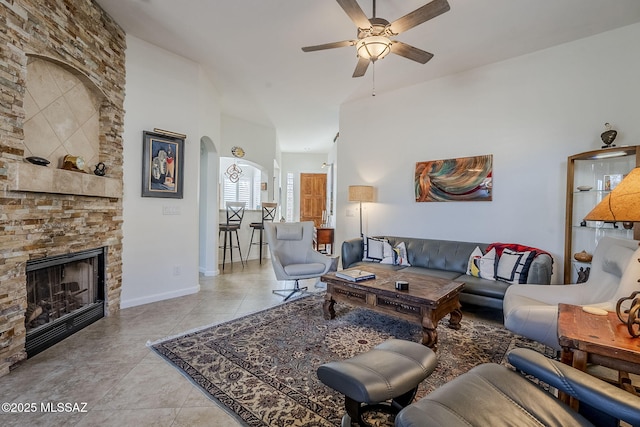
302, 0, 450, 77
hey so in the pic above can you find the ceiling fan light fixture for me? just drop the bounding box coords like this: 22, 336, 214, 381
301, 0, 450, 77
356, 36, 392, 62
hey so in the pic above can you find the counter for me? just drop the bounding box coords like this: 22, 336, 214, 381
219, 210, 272, 263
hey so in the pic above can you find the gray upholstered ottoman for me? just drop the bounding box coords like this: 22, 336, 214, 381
317, 339, 437, 426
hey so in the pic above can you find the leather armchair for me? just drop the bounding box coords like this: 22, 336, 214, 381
395, 348, 640, 427
503, 236, 640, 350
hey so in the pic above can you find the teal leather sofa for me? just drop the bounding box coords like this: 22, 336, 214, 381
341, 236, 553, 310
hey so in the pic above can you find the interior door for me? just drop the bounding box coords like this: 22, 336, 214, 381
300, 173, 326, 227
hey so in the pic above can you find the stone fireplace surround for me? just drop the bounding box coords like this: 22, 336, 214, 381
0, 0, 126, 376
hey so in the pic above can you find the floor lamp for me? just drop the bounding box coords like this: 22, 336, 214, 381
348, 185, 374, 237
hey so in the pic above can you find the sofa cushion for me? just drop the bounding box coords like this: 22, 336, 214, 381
458, 274, 510, 300
496, 249, 536, 284
379, 241, 411, 266
394, 241, 411, 266
384, 237, 488, 274
466, 246, 496, 279
363, 236, 387, 262
467, 246, 483, 276
402, 266, 461, 280
478, 247, 497, 280
284, 262, 328, 276
381, 242, 396, 264
275, 223, 303, 240
348, 261, 405, 271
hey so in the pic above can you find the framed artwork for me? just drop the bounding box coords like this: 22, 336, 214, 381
415, 154, 493, 202
142, 130, 184, 198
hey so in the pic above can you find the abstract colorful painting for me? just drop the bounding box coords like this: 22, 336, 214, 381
415, 154, 493, 202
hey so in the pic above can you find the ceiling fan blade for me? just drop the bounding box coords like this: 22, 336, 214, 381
389, 0, 450, 34
302, 40, 355, 52
390, 41, 434, 64
352, 57, 370, 77
336, 0, 371, 29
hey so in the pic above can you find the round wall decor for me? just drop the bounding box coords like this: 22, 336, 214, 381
231, 146, 245, 158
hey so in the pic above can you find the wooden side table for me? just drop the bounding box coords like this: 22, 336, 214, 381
314, 227, 334, 255
557, 303, 640, 405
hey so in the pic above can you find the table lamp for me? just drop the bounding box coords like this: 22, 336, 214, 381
348, 185, 374, 237
584, 167, 640, 337
584, 167, 640, 227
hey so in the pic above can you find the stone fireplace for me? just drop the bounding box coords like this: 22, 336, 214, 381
0, 0, 126, 376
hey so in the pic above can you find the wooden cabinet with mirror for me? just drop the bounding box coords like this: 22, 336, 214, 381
564, 146, 640, 283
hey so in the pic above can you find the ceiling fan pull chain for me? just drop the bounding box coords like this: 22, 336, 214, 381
301, 0, 448, 78
372, 61, 376, 96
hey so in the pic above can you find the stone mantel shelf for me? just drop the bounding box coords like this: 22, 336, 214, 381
9, 162, 122, 198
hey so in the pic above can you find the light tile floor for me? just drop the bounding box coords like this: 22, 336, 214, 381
0, 260, 502, 426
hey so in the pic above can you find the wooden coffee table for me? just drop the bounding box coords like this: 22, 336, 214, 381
321, 265, 465, 350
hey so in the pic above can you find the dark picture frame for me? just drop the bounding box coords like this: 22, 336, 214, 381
142, 131, 184, 198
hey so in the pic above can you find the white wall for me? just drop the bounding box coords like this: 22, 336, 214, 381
199, 136, 220, 276
337, 23, 640, 283
121, 35, 221, 307
221, 115, 277, 201
198, 65, 223, 277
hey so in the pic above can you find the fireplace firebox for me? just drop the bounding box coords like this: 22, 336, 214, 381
25, 247, 106, 357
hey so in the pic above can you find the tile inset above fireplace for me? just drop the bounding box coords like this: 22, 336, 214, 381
24, 57, 103, 171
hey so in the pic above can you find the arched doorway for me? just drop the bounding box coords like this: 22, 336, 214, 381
199, 136, 219, 275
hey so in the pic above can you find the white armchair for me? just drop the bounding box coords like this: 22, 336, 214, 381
503, 236, 640, 350
264, 221, 334, 301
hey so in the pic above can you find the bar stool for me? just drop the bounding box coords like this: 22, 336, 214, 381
246, 202, 277, 263
219, 202, 245, 270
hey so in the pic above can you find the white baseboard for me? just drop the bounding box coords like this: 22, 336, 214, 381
120, 284, 200, 309
199, 266, 220, 276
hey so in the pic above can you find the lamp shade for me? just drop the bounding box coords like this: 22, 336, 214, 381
584, 168, 640, 222
348, 185, 374, 203
356, 36, 392, 62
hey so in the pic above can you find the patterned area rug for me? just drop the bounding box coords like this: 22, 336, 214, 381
150, 294, 551, 426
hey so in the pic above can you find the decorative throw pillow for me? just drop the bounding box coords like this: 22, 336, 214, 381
363, 237, 387, 262
393, 241, 411, 266
496, 248, 536, 284
379, 240, 397, 264
478, 248, 496, 280
467, 246, 484, 277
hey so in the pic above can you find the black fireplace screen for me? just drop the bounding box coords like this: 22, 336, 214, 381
25, 247, 105, 356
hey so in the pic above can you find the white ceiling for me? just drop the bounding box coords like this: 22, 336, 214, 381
95, 0, 640, 154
